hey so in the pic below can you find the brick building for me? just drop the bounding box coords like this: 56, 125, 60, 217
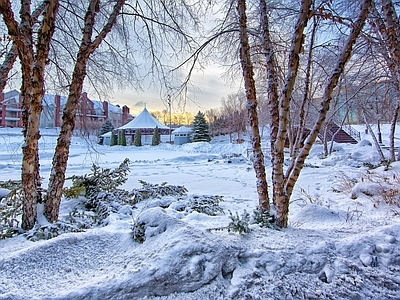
1, 90, 132, 129
0, 90, 23, 127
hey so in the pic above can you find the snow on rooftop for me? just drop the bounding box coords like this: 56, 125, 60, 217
91, 100, 122, 114
172, 126, 192, 133
118, 107, 169, 129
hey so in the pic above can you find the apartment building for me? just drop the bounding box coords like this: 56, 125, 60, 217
1, 90, 132, 129
0, 90, 23, 127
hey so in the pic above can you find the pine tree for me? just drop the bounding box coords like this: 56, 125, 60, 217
133, 130, 142, 146
192, 111, 211, 142
99, 120, 114, 135
110, 134, 118, 146
118, 130, 127, 146
152, 126, 160, 146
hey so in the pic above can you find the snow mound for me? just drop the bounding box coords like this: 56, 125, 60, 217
291, 204, 342, 225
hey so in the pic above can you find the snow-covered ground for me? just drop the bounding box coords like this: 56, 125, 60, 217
0, 126, 400, 300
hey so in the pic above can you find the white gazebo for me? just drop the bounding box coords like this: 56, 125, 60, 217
172, 126, 192, 145
116, 107, 170, 145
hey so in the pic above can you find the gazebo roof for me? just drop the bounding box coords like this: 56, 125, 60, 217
117, 107, 169, 130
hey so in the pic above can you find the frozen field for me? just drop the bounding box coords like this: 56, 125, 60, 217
0, 126, 399, 299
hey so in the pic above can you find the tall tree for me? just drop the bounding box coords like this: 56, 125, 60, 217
99, 120, 114, 136
237, 0, 270, 214
191, 111, 211, 142
45, 0, 126, 222
235, 0, 371, 227
280, 0, 372, 227
369, 0, 400, 161
0, 0, 59, 229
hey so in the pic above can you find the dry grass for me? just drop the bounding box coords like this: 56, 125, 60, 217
338, 171, 400, 207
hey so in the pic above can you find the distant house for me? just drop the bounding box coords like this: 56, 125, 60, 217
173, 126, 192, 145
116, 107, 170, 145
0, 90, 23, 127
1, 90, 132, 129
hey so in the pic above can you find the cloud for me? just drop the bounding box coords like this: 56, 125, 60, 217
134, 101, 145, 107
110, 65, 242, 114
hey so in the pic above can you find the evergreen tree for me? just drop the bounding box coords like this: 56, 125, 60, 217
192, 111, 211, 142
118, 130, 127, 146
99, 120, 114, 135
110, 133, 118, 146
133, 130, 142, 146
152, 126, 160, 146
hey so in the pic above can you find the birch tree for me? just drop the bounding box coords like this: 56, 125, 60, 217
369, 0, 400, 161
0, 0, 59, 230
235, 0, 371, 227
44, 0, 207, 222
44, 0, 126, 222
278, 0, 371, 227
237, 0, 270, 214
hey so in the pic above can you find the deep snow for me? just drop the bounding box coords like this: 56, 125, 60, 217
0, 126, 399, 300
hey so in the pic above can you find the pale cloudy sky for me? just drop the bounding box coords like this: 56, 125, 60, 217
109, 65, 242, 116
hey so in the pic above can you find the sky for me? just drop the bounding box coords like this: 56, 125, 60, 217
109, 65, 242, 116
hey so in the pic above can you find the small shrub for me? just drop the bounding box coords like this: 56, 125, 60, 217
25, 222, 86, 241
334, 171, 358, 193
118, 130, 127, 146
363, 162, 380, 170
63, 159, 131, 227
64, 158, 130, 201
207, 210, 250, 234
133, 130, 142, 146
128, 180, 188, 204
252, 206, 274, 228
110, 134, 118, 146
0, 180, 23, 239
152, 126, 160, 146
131, 220, 146, 243
188, 195, 224, 216
345, 203, 363, 222
227, 210, 250, 234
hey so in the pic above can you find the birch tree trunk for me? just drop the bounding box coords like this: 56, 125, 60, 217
45, 0, 126, 222
236, 0, 270, 213
0, 0, 56, 230
272, 0, 312, 228
380, 0, 400, 161
284, 0, 372, 202
259, 0, 279, 206
0, 2, 46, 94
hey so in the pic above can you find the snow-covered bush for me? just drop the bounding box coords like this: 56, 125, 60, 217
26, 221, 86, 241
333, 171, 358, 193
131, 208, 181, 243
227, 210, 250, 234
0, 180, 22, 239
208, 210, 250, 234
252, 206, 274, 228
128, 180, 188, 204
62, 159, 131, 229
187, 195, 224, 216
131, 220, 146, 243
64, 158, 131, 201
